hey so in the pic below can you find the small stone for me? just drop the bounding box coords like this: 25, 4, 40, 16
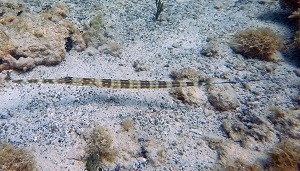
207, 78, 240, 111
214, 2, 223, 9
86, 46, 98, 56
172, 42, 180, 48
170, 87, 207, 107
201, 39, 220, 58
190, 129, 202, 135
133, 60, 148, 72
265, 65, 273, 72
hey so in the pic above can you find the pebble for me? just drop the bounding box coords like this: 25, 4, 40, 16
207, 78, 240, 111
86, 46, 99, 56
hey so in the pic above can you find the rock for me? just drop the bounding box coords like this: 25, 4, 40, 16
207, 78, 240, 111
201, 37, 221, 58
86, 46, 98, 56
170, 86, 207, 107
0, 3, 86, 72
132, 60, 148, 72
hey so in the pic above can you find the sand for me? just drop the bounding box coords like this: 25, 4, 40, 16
0, 0, 299, 170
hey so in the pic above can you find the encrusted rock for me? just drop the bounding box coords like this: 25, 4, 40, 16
0, 2, 86, 72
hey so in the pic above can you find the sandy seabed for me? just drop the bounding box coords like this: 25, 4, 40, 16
0, 0, 299, 170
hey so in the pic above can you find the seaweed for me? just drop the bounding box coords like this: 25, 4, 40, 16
231, 28, 282, 61
85, 126, 117, 170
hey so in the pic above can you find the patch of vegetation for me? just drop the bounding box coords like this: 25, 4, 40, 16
85, 126, 117, 170
267, 139, 300, 171
231, 28, 282, 61
89, 14, 102, 32
83, 14, 106, 48
155, 0, 164, 21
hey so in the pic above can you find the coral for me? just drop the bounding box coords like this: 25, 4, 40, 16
289, 9, 300, 26
231, 28, 282, 61
89, 14, 102, 32
281, 0, 300, 48
85, 126, 117, 170
0, 2, 86, 72
52, 2, 69, 18
104, 41, 122, 58
0, 141, 36, 171
295, 30, 300, 46
132, 60, 148, 72
207, 78, 240, 111
221, 159, 264, 171
201, 36, 221, 58
216, 141, 265, 171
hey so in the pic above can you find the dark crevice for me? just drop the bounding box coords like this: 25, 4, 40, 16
0, 58, 3, 64
65, 36, 73, 52
9, 51, 27, 60
17, 10, 23, 16
0, 12, 5, 17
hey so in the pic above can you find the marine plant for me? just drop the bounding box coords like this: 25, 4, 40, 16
85, 126, 117, 170
155, 0, 164, 21
231, 28, 282, 61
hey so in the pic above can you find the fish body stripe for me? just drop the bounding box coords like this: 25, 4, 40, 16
10, 77, 200, 89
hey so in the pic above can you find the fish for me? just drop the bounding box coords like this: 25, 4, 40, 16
3, 71, 265, 89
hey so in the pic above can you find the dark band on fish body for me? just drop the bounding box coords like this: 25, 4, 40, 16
82, 78, 96, 86
28, 79, 39, 83
43, 79, 54, 84
120, 80, 130, 88
158, 81, 167, 88
102, 79, 112, 88
140, 80, 150, 88
63, 77, 73, 84
186, 82, 194, 87
171, 81, 181, 87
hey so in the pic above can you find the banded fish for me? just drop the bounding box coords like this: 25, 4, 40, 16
4, 71, 266, 89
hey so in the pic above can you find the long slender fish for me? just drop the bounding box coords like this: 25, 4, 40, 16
9, 77, 203, 89
4, 72, 264, 89
7, 77, 261, 89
